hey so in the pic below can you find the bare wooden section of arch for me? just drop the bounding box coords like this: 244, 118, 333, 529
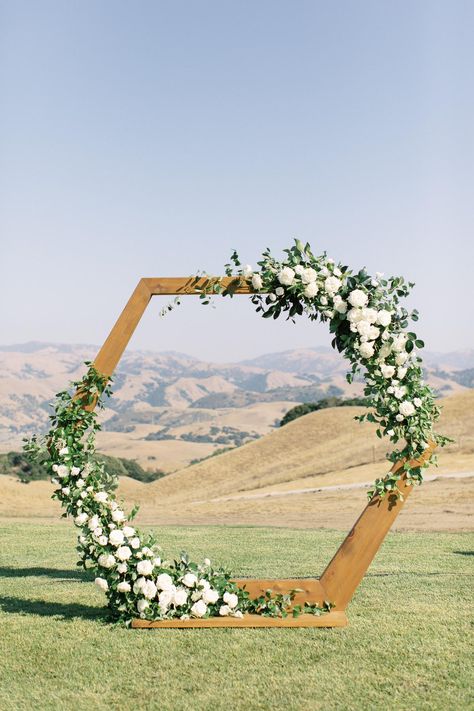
88, 277, 435, 628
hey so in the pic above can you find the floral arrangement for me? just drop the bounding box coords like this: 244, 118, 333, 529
25, 241, 448, 625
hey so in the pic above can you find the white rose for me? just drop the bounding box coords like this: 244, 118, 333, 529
381, 364, 396, 379
233, 610, 244, 619
117, 563, 128, 574
153, 557, 161, 567
367, 325, 380, 341
182, 573, 198, 588
70, 466, 81, 476
76, 478, 85, 488
219, 604, 230, 616
133, 577, 146, 594
94, 491, 108, 503
275, 286, 285, 296
251, 273, 263, 290
294, 265, 304, 275
116, 545, 132, 561
399, 401, 415, 417
93, 527, 103, 538
130, 537, 141, 549
88, 515, 100, 531
333, 267, 342, 277
223, 592, 238, 609
98, 535, 108, 546
191, 600, 208, 618
360, 308, 377, 324
137, 560, 154, 576
98, 553, 116, 569
137, 599, 149, 614
394, 386, 406, 400
387, 429, 395, 437
347, 308, 364, 324
173, 588, 188, 606
122, 526, 136, 537
395, 414, 404, 422
158, 589, 174, 609
242, 264, 253, 277
59, 447, 69, 456
348, 289, 368, 308
413, 398, 422, 407
395, 352, 408, 366
376, 310, 392, 327
356, 321, 373, 338
277, 267, 295, 286
143, 580, 158, 599
303, 282, 318, 298
112, 509, 126, 523
320, 266, 329, 276
202, 588, 219, 605
324, 276, 341, 295
397, 367, 407, 379
301, 267, 317, 283
117, 581, 131, 593
80, 491, 87, 500
74, 513, 88, 526
358, 341, 375, 359
268, 293, 277, 302
379, 344, 391, 360
334, 299, 347, 314
391, 334, 407, 352
157, 573, 174, 591
108, 529, 125, 547
61, 487, 70, 496
95, 577, 108, 592
57, 465, 69, 478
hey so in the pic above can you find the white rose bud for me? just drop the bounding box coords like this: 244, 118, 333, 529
98, 535, 108, 546
242, 264, 253, 277
70, 466, 81, 476
203, 558, 211, 566
59, 447, 69, 456
413, 397, 422, 408
275, 286, 285, 296
61, 487, 70, 496
74, 513, 88, 526
251, 273, 263, 290
219, 604, 230, 616
76, 478, 85, 489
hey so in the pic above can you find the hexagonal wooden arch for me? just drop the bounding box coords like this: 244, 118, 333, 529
89, 277, 434, 629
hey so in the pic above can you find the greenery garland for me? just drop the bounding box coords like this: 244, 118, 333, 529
25, 241, 449, 624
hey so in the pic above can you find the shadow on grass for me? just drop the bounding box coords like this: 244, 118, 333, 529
0, 595, 108, 622
453, 550, 474, 556
0, 566, 93, 581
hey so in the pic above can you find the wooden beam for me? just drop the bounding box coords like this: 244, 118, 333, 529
131, 610, 348, 629
142, 276, 255, 295
319, 443, 437, 610
233, 578, 327, 606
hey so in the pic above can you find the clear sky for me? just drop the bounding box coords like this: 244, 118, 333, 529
1, 1, 473, 362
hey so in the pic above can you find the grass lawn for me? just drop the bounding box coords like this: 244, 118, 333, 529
0, 522, 473, 711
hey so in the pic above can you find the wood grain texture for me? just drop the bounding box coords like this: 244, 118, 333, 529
131, 610, 348, 629
319, 442, 437, 610
233, 578, 327, 605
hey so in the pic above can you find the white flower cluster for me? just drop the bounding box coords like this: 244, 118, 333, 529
50, 443, 245, 623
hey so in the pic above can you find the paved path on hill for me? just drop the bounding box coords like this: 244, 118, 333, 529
202, 471, 474, 504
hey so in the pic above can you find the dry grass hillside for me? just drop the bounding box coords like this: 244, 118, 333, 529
150, 390, 474, 503
1, 391, 472, 531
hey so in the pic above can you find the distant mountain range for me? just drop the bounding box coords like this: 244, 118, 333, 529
0, 342, 473, 468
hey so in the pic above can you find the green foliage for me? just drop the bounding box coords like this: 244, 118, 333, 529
280, 396, 370, 426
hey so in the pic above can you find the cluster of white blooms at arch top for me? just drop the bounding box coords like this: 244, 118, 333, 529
224, 241, 449, 499
24, 362, 331, 625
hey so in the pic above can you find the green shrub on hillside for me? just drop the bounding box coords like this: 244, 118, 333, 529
279, 396, 369, 427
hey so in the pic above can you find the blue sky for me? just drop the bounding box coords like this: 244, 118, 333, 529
1, 1, 472, 361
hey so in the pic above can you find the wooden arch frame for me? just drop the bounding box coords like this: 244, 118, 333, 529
89, 277, 434, 629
